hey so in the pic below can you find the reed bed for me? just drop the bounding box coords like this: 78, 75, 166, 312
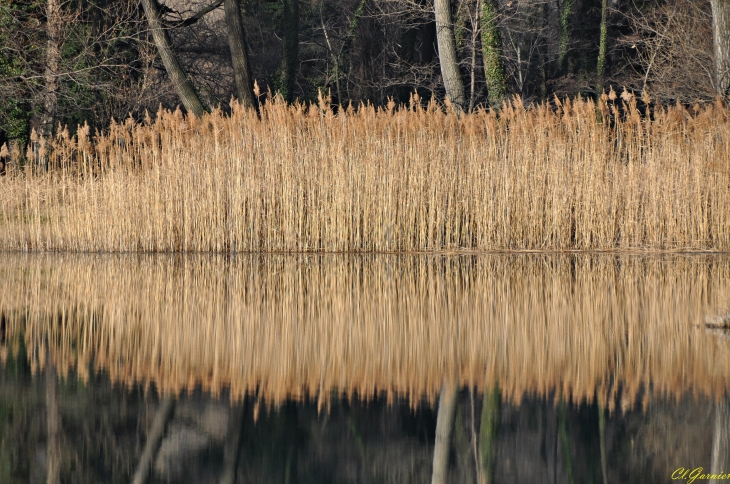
1, 94, 730, 252
2, 254, 730, 411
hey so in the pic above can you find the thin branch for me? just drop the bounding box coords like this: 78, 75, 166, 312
172, 0, 224, 28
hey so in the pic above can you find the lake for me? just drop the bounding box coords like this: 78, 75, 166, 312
1, 253, 729, 483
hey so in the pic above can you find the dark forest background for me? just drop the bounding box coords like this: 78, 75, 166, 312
1, 0, 729, 150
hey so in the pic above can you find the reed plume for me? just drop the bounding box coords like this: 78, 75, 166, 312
1, 94, 729, 252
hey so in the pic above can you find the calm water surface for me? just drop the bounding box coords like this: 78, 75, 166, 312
1, 253, 730, 483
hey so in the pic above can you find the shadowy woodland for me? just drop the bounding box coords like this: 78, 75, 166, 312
2, 0, 730, 149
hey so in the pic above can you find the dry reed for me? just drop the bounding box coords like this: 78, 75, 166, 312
2, 253, 730, 411
1, 93, 729, 252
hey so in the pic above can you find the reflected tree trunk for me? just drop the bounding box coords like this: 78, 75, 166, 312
140, 0, 206, 117
219, 403, 245, 484
284, 404, 300, 484
45, 357, 60, 484
711, 397, 730, 484
558, 400, 574, 484
131, 397, 176, 484
432, 380, 458, 484
479, 384, 500, 484
434, 0, 466, 113
598, 404, 608, 484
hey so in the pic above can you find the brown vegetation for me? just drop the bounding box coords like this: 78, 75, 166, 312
1, 253, 730, 410
1, 94, 730, 253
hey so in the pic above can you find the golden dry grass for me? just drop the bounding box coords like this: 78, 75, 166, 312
1, 94, 729, 252
2, 254, 730, 411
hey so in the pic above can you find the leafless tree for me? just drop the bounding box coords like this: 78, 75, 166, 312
141, 0, 207, 115
621, 0, 715, 103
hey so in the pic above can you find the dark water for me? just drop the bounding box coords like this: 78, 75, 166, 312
1, 354, 724, 484
1, 253, 730, 483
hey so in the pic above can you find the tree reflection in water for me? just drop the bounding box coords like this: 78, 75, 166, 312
0, 253, 729, 482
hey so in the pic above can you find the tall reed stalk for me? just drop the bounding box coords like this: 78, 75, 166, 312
1, 94, 729, 252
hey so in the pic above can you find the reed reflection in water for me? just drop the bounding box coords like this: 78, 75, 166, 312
1, 253, 730, 412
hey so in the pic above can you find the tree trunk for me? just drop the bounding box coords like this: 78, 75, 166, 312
711, 397, 730, 484
225, 0, 257, 110
336, 0, 368, 106
39, 0, 62, 140
711, 0, 730, 97
481, 0, 507, 108
0, 143, 7, 176
280, 0, 299, 102
432, 380, 458, 484
454, 0, 469, 50
434, 0, 466, 112
469, 1, 478, 113
539, 1, 549, 100
558, 0, 573, 73
140, 0, 205, 117
131, 397, 176, 484
596, 0, 609, 89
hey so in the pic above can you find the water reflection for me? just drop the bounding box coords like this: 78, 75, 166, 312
1, 253, 730, 482
1, 354, 728, 483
